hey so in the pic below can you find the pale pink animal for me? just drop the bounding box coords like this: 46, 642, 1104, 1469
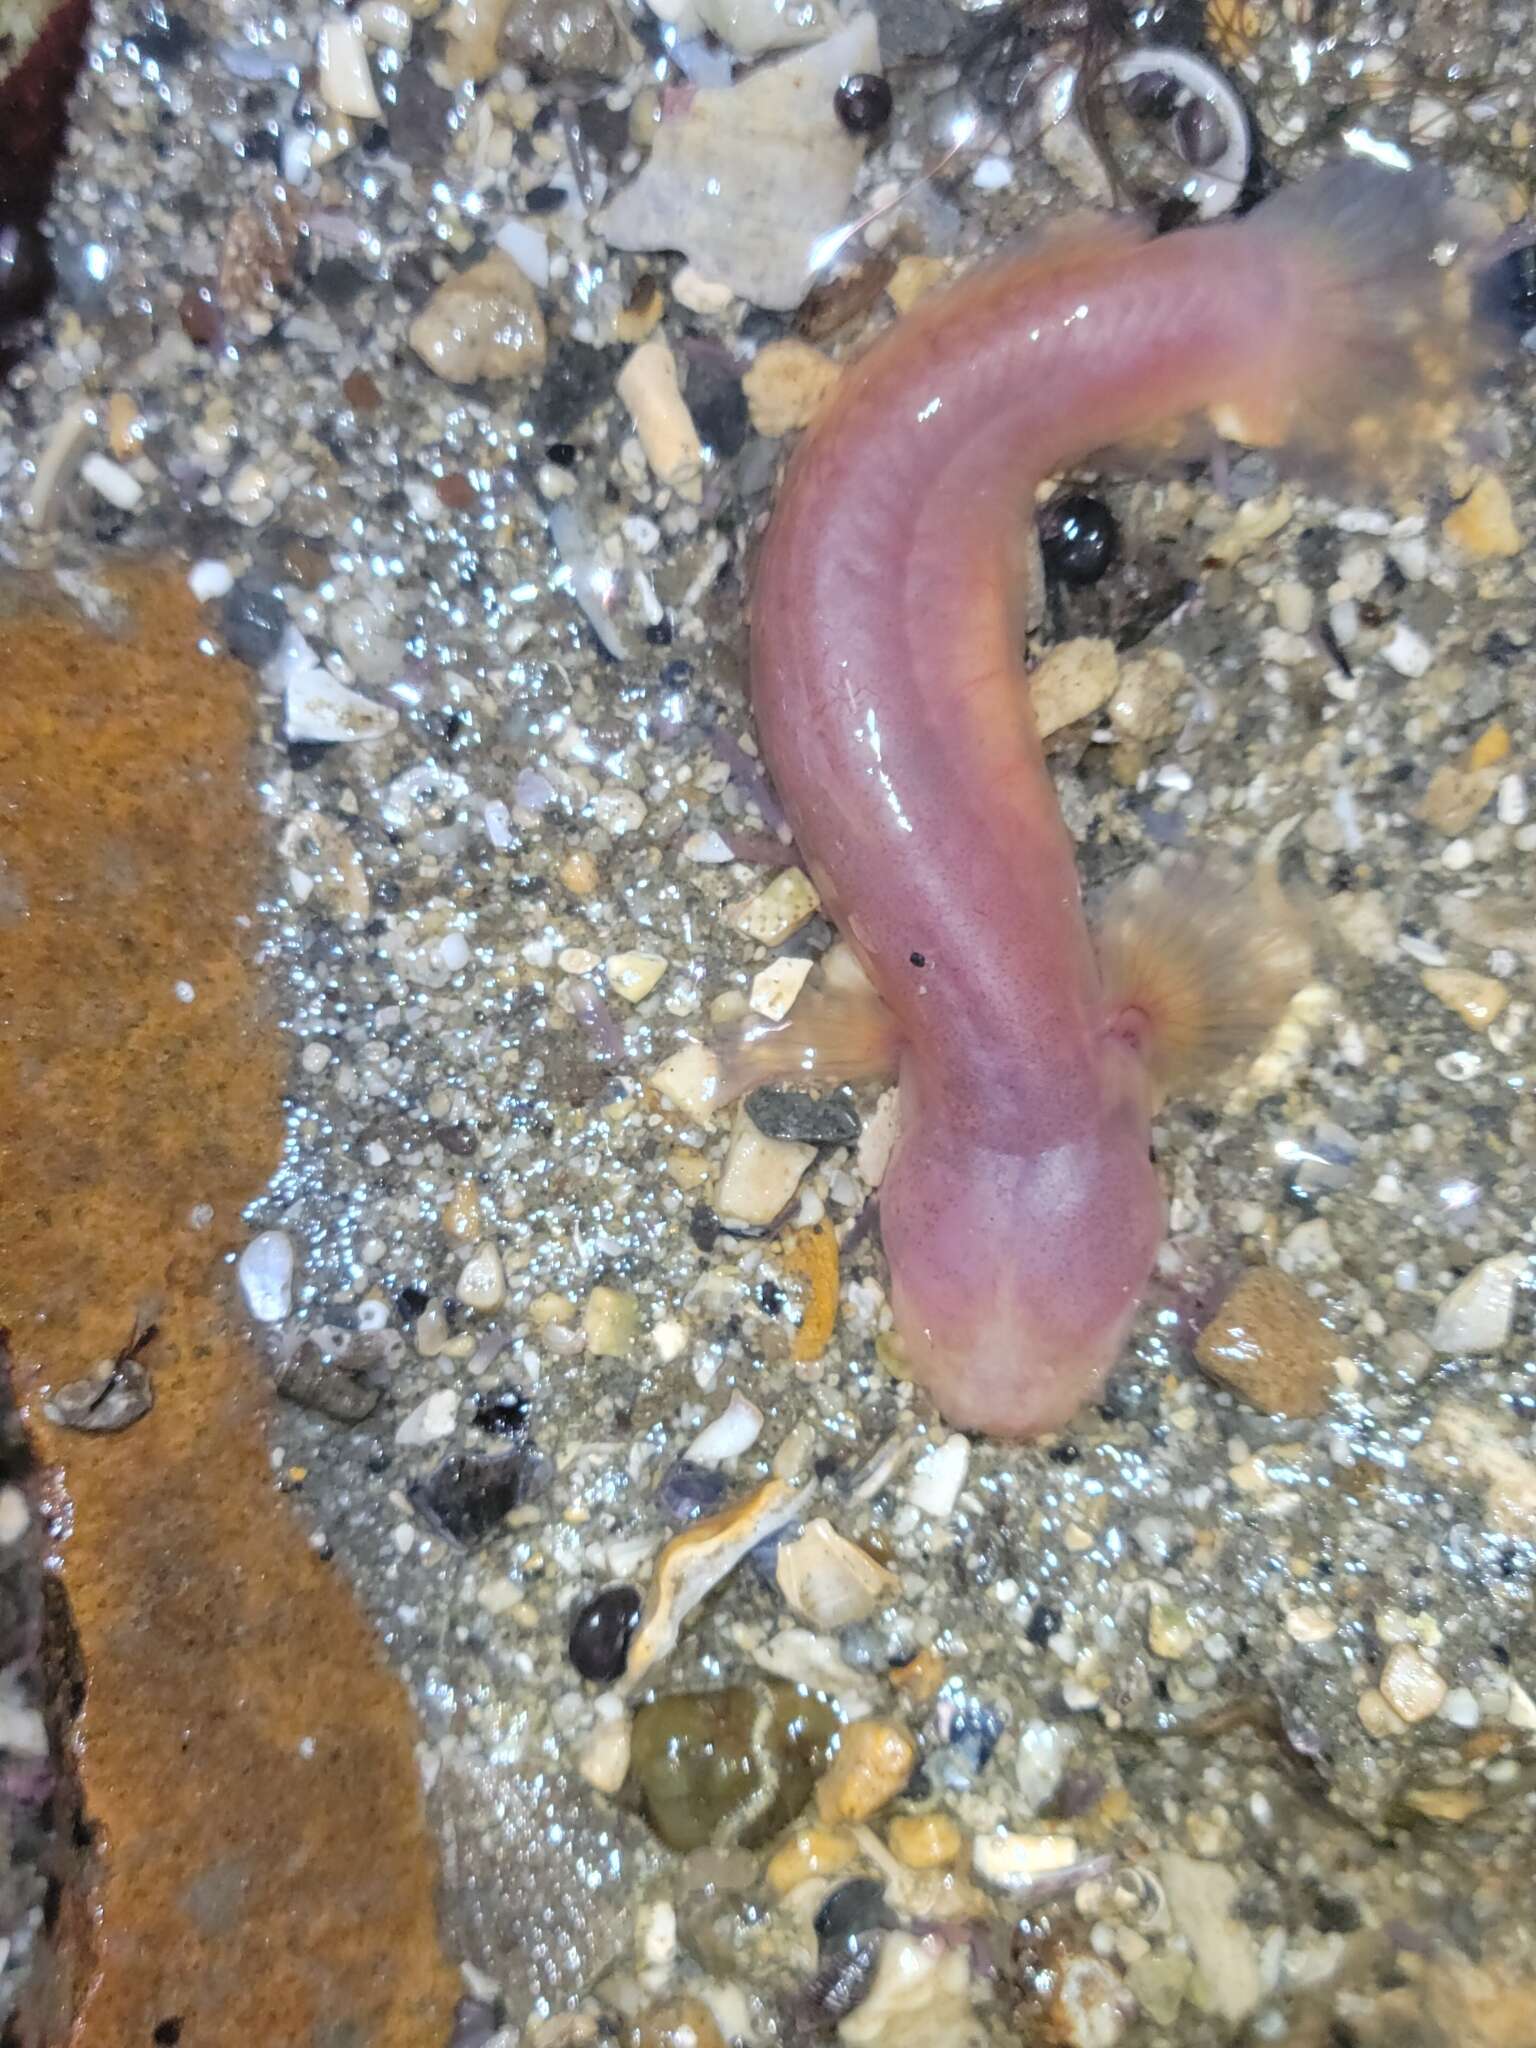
741, 162, 1477, 1435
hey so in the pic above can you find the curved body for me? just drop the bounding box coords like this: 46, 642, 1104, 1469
748, 168, 1457, 1434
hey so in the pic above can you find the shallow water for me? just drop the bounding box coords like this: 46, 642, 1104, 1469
3, 0, 1536, 2040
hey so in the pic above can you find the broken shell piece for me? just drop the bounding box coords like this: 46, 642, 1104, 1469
715, 1107, 815, 1227
652, 1041, 723, 1119
622, 1477, 808, 1690
409, 249, 547, 385
617, 337, 704, 503
317, 13, 382, 118
1431, 1251, 1526, 1356
728, 867, 821, 945
1032, 637, 1118, 739
837, 1933, 981, 2048
973, 1830, 1081, 1894
776, 1517, 899, 1629
576, 1696, 633, 1795
598, 15, 881, 312
750, 956, 813, 1020
284, 666, 398, 744
686, 1390, 764, 1466
608, 951, 669, 1004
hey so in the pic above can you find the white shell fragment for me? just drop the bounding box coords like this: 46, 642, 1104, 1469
616, 337, 704, 503
715, 1107, 816, 1226
775, 1517, 900, 1629
238, 1229, 295, 1322
648, 0, 831, 57
838, 1933, 982, 2048
686, 1390, 764, 1466
80, 451, 144, 512
396, 1388, 459, 1447
599, 15, 882, 311
1431, 1251, 1526, 1354
317, 13, 383, 120
908, 1433, 970, 1519
284, 665, 399, 744
973, 1830, 1082, 1893
1104, 49, 1250, 221
622, 1477, 808, 1689
492, 216, 551, 290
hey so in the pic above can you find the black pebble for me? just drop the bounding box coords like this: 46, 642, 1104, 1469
568, 1583, 641, 1682
524, 183, 566, 214
395, 1285, 430, 1321
687, 367, 750, 460
310, 255, 369, 309
746, 1086, 861, 1147
1477, 242, 1536, 338
0, 222, 52, 326
1040, 492, 1119, 587
131, 6, 199, 67
1024, 1602, 1059, 1647
834, 73, 893, 135
286, 740, 333, 772
220, 577, 288, 667
813, 1877, 897, 1951
472, 1389, 531, 1438
407, 1447, 545, 1548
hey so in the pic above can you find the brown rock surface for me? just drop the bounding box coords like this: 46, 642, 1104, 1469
0, 570, 456, 2046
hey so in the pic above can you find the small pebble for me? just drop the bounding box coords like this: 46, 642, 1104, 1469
409, 250, 546, 385
1195, 1266, 1337, 1417
1431, 1251, 1526, 1355
715, 1108, 815, 1226
1443, 473, 1521, 559
238, 1229, 295, 1322
908, 1433, 969, 1518
1040, 495, 1118, 587
727, 867, 821, 946
750, 956, 814, 1020
1379, 621, 1432, 679
1031, 637, 1118, 737
686, 1390, 763, 1466
1422, 967, 1508, 1032
457, 1241, 506, 1312
743, 340, 841, 438
584, 1286, 639, 1359
765, 1824, 857, 1895
815, 1717, 917, 1824
617, 337, 704, 503
608, 951, 668, 1003
1378, 1643, 1447, 1724
395, 1387, 458, 1446
887, 1812, 961, 1869
569, 1584, 643, 1683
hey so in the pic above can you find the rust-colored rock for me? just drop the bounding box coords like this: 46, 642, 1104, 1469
1194, 1266, 1338, 1418
0, 570, 457, 2046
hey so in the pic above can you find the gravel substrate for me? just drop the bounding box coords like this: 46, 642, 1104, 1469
4, 0, 1536, 2039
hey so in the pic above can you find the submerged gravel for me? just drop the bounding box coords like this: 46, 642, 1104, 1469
4, 0, 1536, 2038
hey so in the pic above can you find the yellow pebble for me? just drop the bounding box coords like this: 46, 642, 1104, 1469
886, 255, 948, 314
1422, 967, 1509, 1033
742, 340, 841, 438
815, 1718, 917, 1826
1443, 473, 1521, 559
1469, 722, 1511, 770
560, 848, 600, 895
887, 1812, 961, 1869
584, 1285, 638, 1359
764, 1824, 857, 1895
889, 1646, 947, 1704
781, 1220, 839, 1364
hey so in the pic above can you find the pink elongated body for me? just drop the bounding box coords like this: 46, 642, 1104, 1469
748, 166, 1464, 1435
